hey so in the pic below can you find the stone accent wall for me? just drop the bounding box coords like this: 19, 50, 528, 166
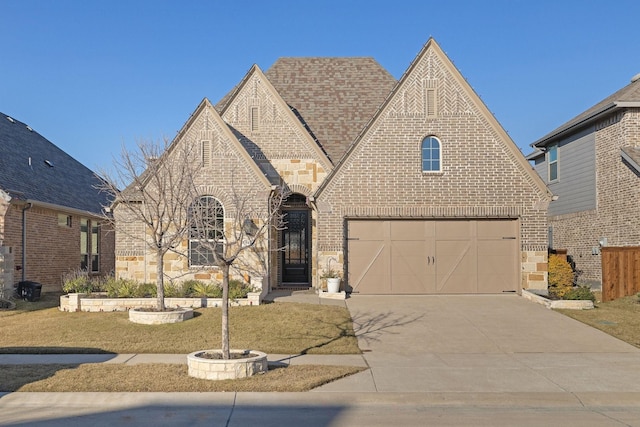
316, 42, 550, 292
521, 250, 548, 293
549, 108, 640, 286
0, 246, 14, 296
114, 102, 274, 289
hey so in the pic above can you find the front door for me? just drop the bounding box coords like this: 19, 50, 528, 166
281, 209, 310, 285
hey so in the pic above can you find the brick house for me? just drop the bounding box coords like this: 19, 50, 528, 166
527, 74, 640, 287
0, 113, 115, 293
115, 38, 551, 295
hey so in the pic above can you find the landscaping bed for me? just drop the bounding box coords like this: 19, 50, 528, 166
60, 292, 261, 312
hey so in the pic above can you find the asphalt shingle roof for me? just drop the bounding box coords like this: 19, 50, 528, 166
532, 77, 640, 147
0, 113, 110, 215
264, 57, 397, 163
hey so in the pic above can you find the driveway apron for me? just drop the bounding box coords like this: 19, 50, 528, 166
315, 294, 640, 394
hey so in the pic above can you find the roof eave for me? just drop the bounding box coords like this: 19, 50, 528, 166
530, 100, 640, 148
621, 148, 640, 174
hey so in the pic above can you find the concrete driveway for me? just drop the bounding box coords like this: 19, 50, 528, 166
316, 294, 640, 394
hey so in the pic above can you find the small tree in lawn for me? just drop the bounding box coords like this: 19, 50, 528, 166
190, 182, 285, 359
98, 138, 199, 311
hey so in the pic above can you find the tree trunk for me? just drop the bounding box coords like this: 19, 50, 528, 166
221, 264, 230, 359
156, 248, 165, 311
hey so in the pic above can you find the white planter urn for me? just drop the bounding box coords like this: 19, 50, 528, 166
327, 277, 341, 293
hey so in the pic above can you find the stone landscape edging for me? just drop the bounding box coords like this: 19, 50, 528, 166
521, 289, 594, 310
59, 292, 262, 312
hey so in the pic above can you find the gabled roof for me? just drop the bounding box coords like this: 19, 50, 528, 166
316, 38, 552, 200
119, 98, 273, 202
0, 113, 110, 215
264, 57, 397, 163
217, 57, 397, 164
530, 76, 640, 150
217, 64, 333, 174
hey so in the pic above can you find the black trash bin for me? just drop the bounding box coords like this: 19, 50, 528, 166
17, 281, 42, 302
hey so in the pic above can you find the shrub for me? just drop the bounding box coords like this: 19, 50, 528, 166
189, 280, 222, 298
62, 270, 94, 294
548, 254, 574, 299
563, 286, 596, 302
135, 282, 157, 298
228, 279, 254, 299
105, 278, 139, 298
163, 283, 183, 298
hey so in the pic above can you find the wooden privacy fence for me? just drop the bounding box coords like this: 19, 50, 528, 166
601, 246, 640, 302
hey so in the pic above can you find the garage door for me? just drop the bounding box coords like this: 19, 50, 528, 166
347, 219, 518, 294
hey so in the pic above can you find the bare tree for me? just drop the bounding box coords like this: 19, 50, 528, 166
97, 138, 200, 311
190, 182, 285, 359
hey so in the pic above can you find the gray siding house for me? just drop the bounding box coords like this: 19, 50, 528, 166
527, 75, 640, 286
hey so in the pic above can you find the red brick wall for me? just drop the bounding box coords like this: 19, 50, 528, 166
2, 203, 115, 291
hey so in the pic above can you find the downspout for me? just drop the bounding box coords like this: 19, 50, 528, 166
21, 202, 32, 282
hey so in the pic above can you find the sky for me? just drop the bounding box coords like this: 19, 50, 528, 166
2, 0, 639, 172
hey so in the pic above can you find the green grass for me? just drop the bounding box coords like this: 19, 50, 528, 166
0, 292, 360, 355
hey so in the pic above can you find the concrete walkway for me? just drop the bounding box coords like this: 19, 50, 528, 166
2, 292, 640, 426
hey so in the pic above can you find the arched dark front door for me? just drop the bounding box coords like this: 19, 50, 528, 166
281, 194, 310, 286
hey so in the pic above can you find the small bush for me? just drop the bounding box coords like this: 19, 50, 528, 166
189, 281, 221, 298
62, 270, 94, 294
163, 283, 182, 298
548, 255, 574, 299
135, 282, 157, 298
563, 286, 596, 302
105, 279, 139, 298
228, 279, 254, 299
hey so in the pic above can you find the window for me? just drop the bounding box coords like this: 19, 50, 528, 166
421, 136, 442, 172
189, 196, 224, 266
58, 213, 72, 228
80, 218, 100, 272
548, 144, 558, 181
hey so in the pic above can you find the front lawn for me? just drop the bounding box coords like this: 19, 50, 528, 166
0, 292, 360, 355
556, 292, 640, 348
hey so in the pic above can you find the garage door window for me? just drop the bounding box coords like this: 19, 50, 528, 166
421, 136, 441, 172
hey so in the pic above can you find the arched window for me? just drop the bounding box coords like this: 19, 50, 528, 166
188, 196, 224, 266
421, 136, 442, 172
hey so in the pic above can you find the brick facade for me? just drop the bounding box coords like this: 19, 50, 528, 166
316, 40, 550, 292
115, 40, 551, 294
549, 108, 640, 285
0, 203, 114, 292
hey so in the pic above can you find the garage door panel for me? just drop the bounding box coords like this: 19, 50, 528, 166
477, 240, 517, 293
436, 240, 477, 293
436, 220, 473, 239
348, 241, 389, 294
347, 219, 519, 295
391, 240, 433, 293
391, 220, 434, 240
477, 220, 517, 238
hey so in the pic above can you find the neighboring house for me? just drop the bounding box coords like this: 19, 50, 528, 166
0, 113, 115, 292
527, 74, 640, 287
115, 38, 552, 295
